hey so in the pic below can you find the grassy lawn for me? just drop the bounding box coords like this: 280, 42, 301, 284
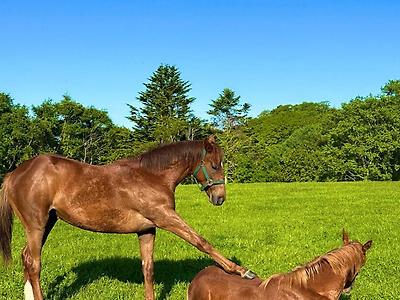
1, 182, 399, 299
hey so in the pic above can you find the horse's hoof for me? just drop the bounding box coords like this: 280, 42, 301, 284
242, 269, 257, 279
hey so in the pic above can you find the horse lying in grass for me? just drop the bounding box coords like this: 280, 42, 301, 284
188, 230, 372, 300
0, 136, 255, 300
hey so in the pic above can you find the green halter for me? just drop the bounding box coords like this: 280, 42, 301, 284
193, 149, 225, 191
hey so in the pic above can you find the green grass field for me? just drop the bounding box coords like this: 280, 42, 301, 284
1, 182, 399, 299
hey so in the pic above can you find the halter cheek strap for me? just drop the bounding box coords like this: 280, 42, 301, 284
193, 149, 225, 191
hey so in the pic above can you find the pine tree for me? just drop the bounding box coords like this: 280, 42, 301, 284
208, 88, 250, 131
127, 64, 195, 143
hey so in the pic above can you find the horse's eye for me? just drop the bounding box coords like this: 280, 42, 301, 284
212, 164, 218, 170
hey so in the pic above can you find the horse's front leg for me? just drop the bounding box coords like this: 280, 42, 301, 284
137, 228, 156, 300
152, 209, 253, 278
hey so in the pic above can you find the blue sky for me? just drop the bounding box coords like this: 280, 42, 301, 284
1, 0, 399, 127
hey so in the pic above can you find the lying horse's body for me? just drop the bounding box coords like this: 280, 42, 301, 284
188, 231, 372, 300
0, 136, 253, 300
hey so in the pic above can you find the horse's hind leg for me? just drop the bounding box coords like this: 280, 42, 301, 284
137, 228, 156, 300
22, 229, 45, 300
22, 211, 57, 300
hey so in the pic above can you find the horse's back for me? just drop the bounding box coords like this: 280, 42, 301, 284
7, 154, 103, 218
188, 266, 263, 300
9, 154, 84, 181
6, 154, 86, 198
6, 154, 60, 196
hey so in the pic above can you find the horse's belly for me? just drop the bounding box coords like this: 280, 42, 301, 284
54, 204, 154, 233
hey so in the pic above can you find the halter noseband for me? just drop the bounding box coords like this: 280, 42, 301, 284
193, 149, 225, 191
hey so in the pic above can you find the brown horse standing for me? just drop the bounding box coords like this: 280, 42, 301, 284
188, 230, 372, 300
0, 136, 254, 300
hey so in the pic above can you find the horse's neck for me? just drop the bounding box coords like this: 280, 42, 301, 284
157, 162, 194, 190
302, 264, 347, 299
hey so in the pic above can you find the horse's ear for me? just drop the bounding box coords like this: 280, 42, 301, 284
204, 135, 216, 153
342, 229, 350, 244
362, 240, 372, 253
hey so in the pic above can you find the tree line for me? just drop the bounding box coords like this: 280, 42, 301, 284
1, 64, 399, 182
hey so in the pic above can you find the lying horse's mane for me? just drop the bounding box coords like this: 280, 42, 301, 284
261, 242, 364, 288
137, 140, 204, 172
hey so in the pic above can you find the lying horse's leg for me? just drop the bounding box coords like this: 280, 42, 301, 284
137, 228, 156, 300
153, 210, 249, 278
22, 211, 57, 300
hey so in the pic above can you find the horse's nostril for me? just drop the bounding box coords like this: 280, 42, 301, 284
211, 195, 225, 206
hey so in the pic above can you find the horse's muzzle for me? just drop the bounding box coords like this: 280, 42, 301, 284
212, 196, 225, 206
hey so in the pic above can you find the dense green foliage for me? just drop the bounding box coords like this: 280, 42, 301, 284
0, 93, 33, 176
0, 182, 398, 299
218, 85, 400, 182
0, 64, 399, 182
0, 94, 142, 180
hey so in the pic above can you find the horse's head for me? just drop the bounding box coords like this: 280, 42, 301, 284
193, 136, 226, 206
341, 229, 372, 294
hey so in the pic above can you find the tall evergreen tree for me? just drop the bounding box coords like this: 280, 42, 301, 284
127, 64, 195, 143
208, 88, 250, 131
382, 79, 400, 96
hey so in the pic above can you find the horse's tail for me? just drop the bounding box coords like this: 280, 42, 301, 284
0, 174, 14, 265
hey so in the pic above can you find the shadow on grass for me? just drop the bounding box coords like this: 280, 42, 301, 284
46, 256, 242, 299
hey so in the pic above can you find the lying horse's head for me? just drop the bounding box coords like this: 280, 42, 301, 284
342, 229, 372, 294
193, 136, 226, 206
